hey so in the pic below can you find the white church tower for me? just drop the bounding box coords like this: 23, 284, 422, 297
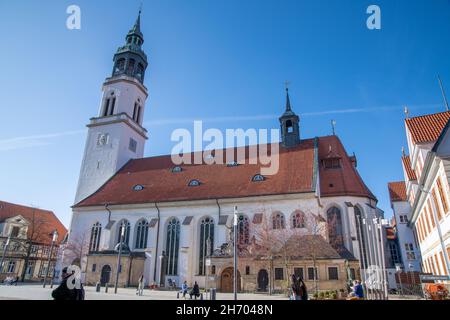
75, 11, 149, 204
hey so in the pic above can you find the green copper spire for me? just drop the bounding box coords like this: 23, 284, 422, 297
111, 9, 148, 84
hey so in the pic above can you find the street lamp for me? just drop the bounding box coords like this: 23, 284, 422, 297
114, 225, 125, 294
233, 206, 238, 301
0, 233, 12, 274
43, 230, 59, 288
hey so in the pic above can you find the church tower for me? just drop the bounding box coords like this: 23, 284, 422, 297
75, 11, 149, 204
279, 88, 300, 147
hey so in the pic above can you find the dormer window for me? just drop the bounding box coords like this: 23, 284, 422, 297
188, 179, 200, 187
171, 166, 182, 173
133, 185, 144, 191
252, 174, 265, 182
323, 158, 341, 169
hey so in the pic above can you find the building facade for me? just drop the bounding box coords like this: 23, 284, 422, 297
398, 111, 450, 279
0, 201, 67, 282
387, 181, 422, 272
65, 13, 384, 293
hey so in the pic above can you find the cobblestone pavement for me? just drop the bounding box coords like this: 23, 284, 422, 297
0, 284, 288, 300
0, 284, 425, 300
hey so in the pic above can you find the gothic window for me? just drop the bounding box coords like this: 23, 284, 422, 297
117, 220, 130, 246
354, 206, 368, 267
136, 106, 141, 124
272, 212, 285, 230
103, 98, 110, 117
292, 210, 305, 228
166, 218, 180, 275
199, 217, 214, 275
135, 219, 149, 249
327, 206, 344, 249
109, 97, 116, 115
238, 215, 250, 245
127, 59, 135, 76
89, 222, 102, 252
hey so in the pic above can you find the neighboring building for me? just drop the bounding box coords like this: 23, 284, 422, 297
66, 12, 383, 293
398, 111, 450, 278
387, 181, 422, 272
0, 200, 67, 282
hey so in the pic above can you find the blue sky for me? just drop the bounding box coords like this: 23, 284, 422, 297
1, 0, 450, 227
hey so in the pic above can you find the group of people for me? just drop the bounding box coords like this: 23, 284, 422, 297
180, 281, 201, 299
51, 267, 85, 300
290, 275, 308, 300
3, 276, 19, 286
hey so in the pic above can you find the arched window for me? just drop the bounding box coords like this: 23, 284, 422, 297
327, 207, 344, 249
199, 217, 214, 275
89, 222, 102, 252
354, 206, 368, 267
238, 215, 250, 245
189, 179, 201, 187
117, 220, 130, 246
127, 59, 135, 76
135, 219, 149, 249
114, 58, 125, 74
136, 63, 144, 81
272, 212, 285, 230
292, 211, 305, 229
286, 119, 293, 133
166, 218, 180, 275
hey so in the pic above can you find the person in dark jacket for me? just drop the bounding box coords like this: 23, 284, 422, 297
52, 267, 77, 300
190, 281, 201, 299
298, 276, 308, 301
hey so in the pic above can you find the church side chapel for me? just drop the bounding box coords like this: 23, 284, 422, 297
64, 12, 382, 294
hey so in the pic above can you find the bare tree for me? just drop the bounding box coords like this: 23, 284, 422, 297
63, 228, 90, 271
20, 207, 50, 281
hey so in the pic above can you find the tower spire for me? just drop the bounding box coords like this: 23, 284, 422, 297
279, 83, 300, 147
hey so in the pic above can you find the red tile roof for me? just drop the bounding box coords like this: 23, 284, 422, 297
318, 136, 376, 199
388, 181, 408, 202
0, 201, 67, 245
405, 111, 450, 144
74, 135, 376, 208
401, 155, 417, 181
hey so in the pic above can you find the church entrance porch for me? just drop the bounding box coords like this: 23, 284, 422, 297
100, 265, 112, 285
220, 267, 241, 293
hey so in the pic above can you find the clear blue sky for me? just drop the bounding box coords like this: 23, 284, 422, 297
1, 0, 450, 227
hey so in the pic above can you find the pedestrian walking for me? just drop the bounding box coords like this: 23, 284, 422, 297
290, 274, 301, 300
298, 276, 308, 301
136, 275, 144, 296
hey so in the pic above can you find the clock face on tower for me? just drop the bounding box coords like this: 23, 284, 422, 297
97, 133, 109, 147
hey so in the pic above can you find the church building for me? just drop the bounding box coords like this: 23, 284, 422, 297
65, 13, 382, 293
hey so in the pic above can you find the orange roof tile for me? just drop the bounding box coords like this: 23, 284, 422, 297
401, 155, 417, 181
388, 181, 407, 202
405, 111, 450, 144
75, 135, 376, 208
0, 201, 67, 245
